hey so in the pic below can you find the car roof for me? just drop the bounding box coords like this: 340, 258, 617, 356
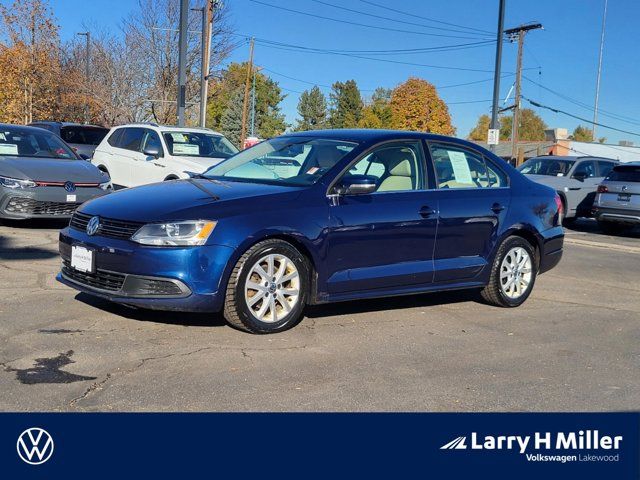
0, 123, 57, 134
29, 121, 107, 129
284, 129, 475, 145
529, 155, 618, 162
614, 161, 640, 168
113, 123, 226, 136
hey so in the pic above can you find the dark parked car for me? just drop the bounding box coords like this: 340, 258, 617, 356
28, 121, 109, 159
517, 155, 617, 223
593, 162, 640, 234
57, 130, 564, 333
0, 124, 111, 220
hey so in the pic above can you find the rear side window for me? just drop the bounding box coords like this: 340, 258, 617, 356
119, 128, 145, 151
572, 160, 597, 178
107, 129, 124, 147
61, 126, 109, 145
429, 143, 506, 188
607, 166, 640, 182
597, 161, 616, 177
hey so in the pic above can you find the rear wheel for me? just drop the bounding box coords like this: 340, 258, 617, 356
481, 236, 537, 307
223, 239, 309, 333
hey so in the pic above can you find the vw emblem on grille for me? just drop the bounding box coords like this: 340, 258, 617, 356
86, 216, 100, 236
17, 427, 54, 465
622, 185, 628, 191
64, 181, 76, 192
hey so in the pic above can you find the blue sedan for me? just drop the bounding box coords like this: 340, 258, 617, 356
57, 130, 564, 333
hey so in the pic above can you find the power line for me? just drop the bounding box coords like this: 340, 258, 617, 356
356, 0, 494, 35
249, 0, 494, 40
524, 97, 640, 138
308, 0, 494, 37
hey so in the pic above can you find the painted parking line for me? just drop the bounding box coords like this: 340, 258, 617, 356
564, 236, 640, 254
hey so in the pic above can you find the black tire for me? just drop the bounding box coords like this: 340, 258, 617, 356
164, 176, 179, 181
480, 236, 537, 308
562, 216, 576, 227
223, 239, 309, 334
598, 220, 628, 235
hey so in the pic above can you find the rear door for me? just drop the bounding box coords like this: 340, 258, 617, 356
427, 141, 511, 283
566, 159, 601, 216
109, 127, 145, 187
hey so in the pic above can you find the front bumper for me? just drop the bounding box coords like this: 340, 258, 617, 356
592, 206, 640, 225
538, 226, 564, 274
57, 226, 236, 312
0, 186, 109, 219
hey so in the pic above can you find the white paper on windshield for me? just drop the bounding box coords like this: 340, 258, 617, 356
0, 143, 18, 155
0, 133, 6, 141
170, 133, 188, 142
172, 143, 200, 155
447, 150, 473, 184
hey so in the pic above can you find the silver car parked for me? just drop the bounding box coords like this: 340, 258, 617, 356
517, 155, 618, 224
593, 162, 640, 234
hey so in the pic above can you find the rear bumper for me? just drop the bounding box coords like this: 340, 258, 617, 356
592, 206, 640, 225
539, 226, 564, 274
57, 226, 236, 312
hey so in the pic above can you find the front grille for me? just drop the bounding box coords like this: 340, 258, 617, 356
62, 261, 126, 292
5, 197, 80, 216
70, 211, 143, 240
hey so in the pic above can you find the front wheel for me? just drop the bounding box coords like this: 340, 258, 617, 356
481, 236, 537, 307
223, 239, 309, 333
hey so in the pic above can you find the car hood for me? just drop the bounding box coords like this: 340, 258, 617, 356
79, 179, 304, 222
0, 156, 104, 182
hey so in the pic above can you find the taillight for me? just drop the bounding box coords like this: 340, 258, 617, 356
554, 194, 563, 224
597, 184, 608, 193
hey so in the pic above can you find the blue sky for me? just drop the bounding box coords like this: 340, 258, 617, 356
44, 0, 640, 143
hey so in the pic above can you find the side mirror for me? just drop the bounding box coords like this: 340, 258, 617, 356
572, 172, 587, 182
143, 146, 160, 159
335, 175, 377, 195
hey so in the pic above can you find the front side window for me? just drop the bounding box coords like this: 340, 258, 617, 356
119, 128, 145, 152
163, 131, 239, 159
430, 143, 500, 189
518, 157, 575, 176
343, 141, 424, 192
205, 136, 357, 186
0, 127, 76, 159
573, 160, 597, 178
60, 126, 109, 145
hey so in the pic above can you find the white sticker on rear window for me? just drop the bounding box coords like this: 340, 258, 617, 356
172, 143, 200, 155
0, 143, 19, 155
447, 150, 473, 184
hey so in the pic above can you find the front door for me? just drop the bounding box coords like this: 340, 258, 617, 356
427, 141, 511, 283
325, 141, 438, 294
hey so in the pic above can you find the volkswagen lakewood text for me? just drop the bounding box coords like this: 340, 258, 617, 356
57, 130, 564, 333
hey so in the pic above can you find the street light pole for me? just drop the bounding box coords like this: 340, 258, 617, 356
77, 31, 91, 124
176, 0, 189, 126
593, 0, 608, 140
193, 1, 215, 128
489, 0, 506, 152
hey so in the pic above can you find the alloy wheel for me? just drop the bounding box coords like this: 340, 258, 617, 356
499, 247, 533, 299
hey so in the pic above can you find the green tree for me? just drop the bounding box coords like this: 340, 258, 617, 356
329, 79, 363, 128
570, 125, 594, 142
219, 90, 244, 147
359, 87, 392, 129
295, 86, 328, 131
468, 114, 491, 141
500, 109, 547, 141
208, 62, 286, 140
389, 77, 454, 134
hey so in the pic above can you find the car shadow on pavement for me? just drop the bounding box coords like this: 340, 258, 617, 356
0, 218, 67, 261
565, 218, 640, 239
305, 289, 479, 319
75, 293, 227, 327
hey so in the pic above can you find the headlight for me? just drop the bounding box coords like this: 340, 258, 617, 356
0, 175, 37, 189
131, 220, 216, 246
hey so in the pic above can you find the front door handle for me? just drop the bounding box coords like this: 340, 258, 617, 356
419, 206, 437, 218
491, 203, 505, 213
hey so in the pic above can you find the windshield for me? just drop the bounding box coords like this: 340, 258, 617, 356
0, 128, 77, 159
204, 136, 358, 186
61, 126, 109, 145
163, 131, 239, 158
518, 157, 575, 176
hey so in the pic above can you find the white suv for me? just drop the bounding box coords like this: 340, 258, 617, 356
91, 124, 238, 188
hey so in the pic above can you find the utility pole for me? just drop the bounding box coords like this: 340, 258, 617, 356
593, 0, 608, 140
505, 23, 543, 162
193, 1, 216, 128
489, 0, 506, 152
176, 0, 189, 126
240, 38, 255, 147
250, 66, 263, 137
77, 31, 91, 124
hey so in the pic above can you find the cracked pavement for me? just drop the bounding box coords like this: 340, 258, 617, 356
0, 218, 639, 411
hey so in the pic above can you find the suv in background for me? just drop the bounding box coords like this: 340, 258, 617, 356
593, 162, 640, 234
517, 155, 618, 223
28, 121, 109, 159
91, 123, 238, 188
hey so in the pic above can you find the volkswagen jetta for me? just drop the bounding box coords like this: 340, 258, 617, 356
57, 130, 564, 333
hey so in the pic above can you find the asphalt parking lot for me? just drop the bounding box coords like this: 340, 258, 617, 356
0, 219, 638, 412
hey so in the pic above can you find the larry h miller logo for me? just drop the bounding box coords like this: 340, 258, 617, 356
440, 430, 623, 464
16, 428, 54, 465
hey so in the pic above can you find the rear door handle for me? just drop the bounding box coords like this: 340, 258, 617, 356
491, 203, 505, 213
419, 206, 437, 218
